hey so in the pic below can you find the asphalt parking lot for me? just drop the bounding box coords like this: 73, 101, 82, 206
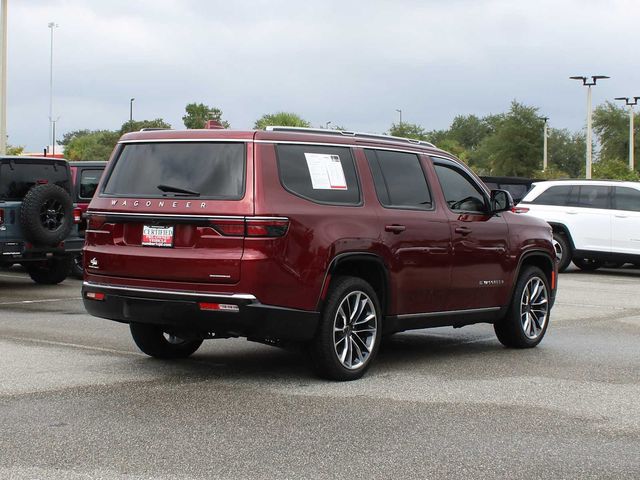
1, 266, 639, 479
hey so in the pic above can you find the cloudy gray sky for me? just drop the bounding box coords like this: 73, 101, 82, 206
6, 0, 640, 152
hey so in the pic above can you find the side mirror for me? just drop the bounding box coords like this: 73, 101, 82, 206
490, 189, 514, 213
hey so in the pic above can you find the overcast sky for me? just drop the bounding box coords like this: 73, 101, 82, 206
5, 0, 640, 152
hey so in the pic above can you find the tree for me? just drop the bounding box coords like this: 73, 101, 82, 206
592, 101, 636, 164
447, 114, 492, 151
183, 103, 229, 129
475, 101, 544, 176
593, 157, 640, 181
119, 118, 171, 135
546, 128, 585, 178
7, 144, 24, 155
58, 129, 91, 146
388, 122, 428, 140
64, 130, 120, 161
254, 112, 310, 130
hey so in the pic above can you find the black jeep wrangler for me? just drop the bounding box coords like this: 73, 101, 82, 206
0, 156, 83, 284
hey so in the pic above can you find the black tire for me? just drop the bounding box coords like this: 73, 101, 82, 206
20, 184, 73, 246
494, 266, 550, 348
70, 252, 84, 279
572, 257, 603, 271
129, 323, 203, 359
552, 232, 572, 273
25, 256, 72, 284
309, 276, 382, 381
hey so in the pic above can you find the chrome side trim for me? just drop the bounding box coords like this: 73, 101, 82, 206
87, 212, 288, 222
83, 281, 258, 302
118, 138, 250, 144
396, 306, 501, 320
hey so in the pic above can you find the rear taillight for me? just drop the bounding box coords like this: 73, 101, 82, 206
87, 214, 106, 229
512, 206, 530, 214
210, 217, 289, 238
0, 208, 4, 225
73, 207, 82, 224
246, 218, 289, 237
85, 291, 105, 301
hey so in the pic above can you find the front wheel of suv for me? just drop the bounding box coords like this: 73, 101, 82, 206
494, 266, 550, 348
130, 323, 203, 359
310, 276, 382, 381
552, 232, 572, 273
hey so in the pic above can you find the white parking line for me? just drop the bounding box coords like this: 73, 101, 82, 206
0, 297, 82, 306
1, 335, 144, 357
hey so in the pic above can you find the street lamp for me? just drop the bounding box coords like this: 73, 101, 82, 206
570, 75, 609, 179
540, 117, 549, 172
129, 97, 135, 122
48, 21, 59, 156
325, 121, 331, 129
614, 96, 639, 172
395, 109, 402, 126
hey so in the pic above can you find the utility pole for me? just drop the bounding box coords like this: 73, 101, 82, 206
129, 97, 135, 122
614, 96, 639, 172
0, 0, 8, 155
570, 75, 609, 179
395, 108, 402, 126
48, 21, 59, 155
541, 117, 549, 171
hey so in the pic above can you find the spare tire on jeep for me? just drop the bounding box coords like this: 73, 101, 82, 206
19, 184, 73, 246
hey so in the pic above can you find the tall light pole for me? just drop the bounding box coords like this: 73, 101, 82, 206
570, 75, 609, 179
129, 97, 135, 122
48, 21, 58, 155
395, 108, 402, 126
325, 120, 331, 129
614, 96, 639, 172
541, 117, 549, 171
0, 0, 8, 155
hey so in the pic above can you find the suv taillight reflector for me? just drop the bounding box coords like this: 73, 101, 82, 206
73, 208, 82, 224
211, 218, 289, 238
87, 214, 107, 229
86, 292, 105, 301
199, 302, 239, 312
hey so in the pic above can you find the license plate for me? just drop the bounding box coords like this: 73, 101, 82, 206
142, 225, 174, 248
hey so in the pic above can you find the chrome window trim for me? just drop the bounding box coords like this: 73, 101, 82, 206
118, 139, 250, 144
87, 211, 288, 222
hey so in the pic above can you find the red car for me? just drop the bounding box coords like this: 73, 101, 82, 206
82, 127, 557, 380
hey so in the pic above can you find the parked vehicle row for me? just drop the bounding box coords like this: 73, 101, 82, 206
516, 180, 640, 272
81, 127, 557, 380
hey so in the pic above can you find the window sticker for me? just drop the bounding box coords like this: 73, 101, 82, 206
304, 153, 348, 190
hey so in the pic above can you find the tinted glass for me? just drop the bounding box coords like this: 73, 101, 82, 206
531, 185, 572, 206
574, 185, 610, 209
103, 143, 245, 199
614, 186, 640, 212
276, 145, 360, 205
433, 164, 486, 213
0, 159, 70, 200
365, 150, 432, 209
79, 169, 103, 199
500, 184, 529, 202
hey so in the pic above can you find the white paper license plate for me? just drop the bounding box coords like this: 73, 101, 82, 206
142, 225, 174, 248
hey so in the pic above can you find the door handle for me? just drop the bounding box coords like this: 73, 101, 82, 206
566, 210, 578, 215
455, 226, 472, 235
385, 224, 406, 234
615, 214, 629, 218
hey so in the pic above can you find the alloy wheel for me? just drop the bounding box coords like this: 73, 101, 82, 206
520, 277, 549, 340
333, 291, 378, 370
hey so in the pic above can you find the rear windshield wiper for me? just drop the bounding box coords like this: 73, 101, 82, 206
157, 184, 200, 196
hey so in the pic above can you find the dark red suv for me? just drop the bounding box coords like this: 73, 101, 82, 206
82, 127, 557, 380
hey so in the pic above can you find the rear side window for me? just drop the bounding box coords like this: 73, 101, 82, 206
103, 143, 245, 199
614, 187, 640, 212
0, 160, 70, 200
571, 185, 610, 209
79, 169, 103, 199
530, 185, 572, 206
276, 145, 360, 205
365, 149, 432, 209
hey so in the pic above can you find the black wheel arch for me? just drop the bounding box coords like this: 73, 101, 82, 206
317, 252, 390, 314
548, 223, 575, 250
509, 250, 556, 307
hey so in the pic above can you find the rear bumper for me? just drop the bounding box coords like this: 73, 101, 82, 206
0, 237, 84, 263
82, 281, 320, 342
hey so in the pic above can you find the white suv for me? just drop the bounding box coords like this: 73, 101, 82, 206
517, 180, 640, 271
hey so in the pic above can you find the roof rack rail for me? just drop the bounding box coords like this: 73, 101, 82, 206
264, 126, 436, 148
139, 127, 171, 132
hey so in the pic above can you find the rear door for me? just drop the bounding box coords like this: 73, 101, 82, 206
85, 141, 253, 284
431, 158, 510, 311
364, 149, 451, 314
611, 186, 640, 255
565, 185, 612, 252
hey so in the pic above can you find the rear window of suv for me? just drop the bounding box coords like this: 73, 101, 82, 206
0, 159, 70, 200
102, 142, 245, 199
276, 144, 360, 205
